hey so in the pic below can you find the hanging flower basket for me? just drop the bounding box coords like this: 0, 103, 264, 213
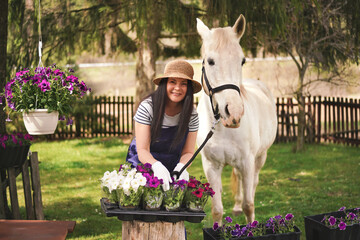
2, 64, 91, 135
23, 109, 59, 135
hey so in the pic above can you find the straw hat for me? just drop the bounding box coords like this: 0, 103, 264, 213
153, 60, 202, 93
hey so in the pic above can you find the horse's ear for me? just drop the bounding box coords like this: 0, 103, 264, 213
233, 14, 246, 39
197, 18, 211, 40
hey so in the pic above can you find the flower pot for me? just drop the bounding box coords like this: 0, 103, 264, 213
0, 145, 30, 168
23, 109, 59, 135
185, 190, 209, 212
163, 186, 187, 211
203, 226, 301, 240
117, 187, 143, 210
143, 188, 163, 211
304, 208, 360, 240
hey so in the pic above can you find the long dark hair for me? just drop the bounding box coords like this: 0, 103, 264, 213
150, 78, 194, 149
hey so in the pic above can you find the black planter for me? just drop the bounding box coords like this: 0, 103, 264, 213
0, 145, 30, 168
100, 198, 206, 223
203, 226, 301, 240
304, 208, 360, 240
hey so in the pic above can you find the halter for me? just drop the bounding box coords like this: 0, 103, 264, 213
201, 60, 241, 120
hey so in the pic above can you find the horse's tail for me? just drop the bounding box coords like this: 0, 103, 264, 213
231, 168, 239, 197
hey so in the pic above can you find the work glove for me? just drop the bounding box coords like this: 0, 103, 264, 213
151, 161, 172, 191
172, 163, 189, 181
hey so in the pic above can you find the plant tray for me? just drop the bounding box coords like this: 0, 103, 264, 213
203, 226, 301, 240
304, 208, 360, 240
100, 198, 206, 223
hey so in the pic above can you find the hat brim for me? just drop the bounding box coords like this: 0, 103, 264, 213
153, 73, 202, 94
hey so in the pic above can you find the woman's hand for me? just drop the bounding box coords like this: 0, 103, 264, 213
151, 161, 172, 191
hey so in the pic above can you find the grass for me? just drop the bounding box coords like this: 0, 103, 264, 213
11, 138, 360, 240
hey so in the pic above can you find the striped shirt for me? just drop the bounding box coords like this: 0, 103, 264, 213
134, 97, 199, 132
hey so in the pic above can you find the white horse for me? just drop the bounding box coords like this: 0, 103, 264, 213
196, 15, 278, 223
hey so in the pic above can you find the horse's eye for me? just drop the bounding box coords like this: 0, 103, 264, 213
241, 58, 246, 66
208, 58, 215, 66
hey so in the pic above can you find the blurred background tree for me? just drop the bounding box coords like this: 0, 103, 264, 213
2, 0, 360, 150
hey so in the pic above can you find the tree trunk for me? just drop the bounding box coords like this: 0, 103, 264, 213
0, 0, 8, 134
135, 8, 161, 106
296, 94, 306, 152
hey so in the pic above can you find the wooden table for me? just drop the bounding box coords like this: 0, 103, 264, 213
0, 220, 76, 240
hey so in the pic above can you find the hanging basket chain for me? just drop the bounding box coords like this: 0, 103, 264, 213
38, 0, 43, 69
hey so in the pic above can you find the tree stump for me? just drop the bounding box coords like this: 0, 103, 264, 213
122, 220, 185, 240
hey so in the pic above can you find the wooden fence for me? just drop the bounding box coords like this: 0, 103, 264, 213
52, 95, 360, 146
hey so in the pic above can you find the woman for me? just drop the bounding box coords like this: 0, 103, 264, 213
126, 59, 202, 191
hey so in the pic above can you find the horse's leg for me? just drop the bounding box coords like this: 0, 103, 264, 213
242, 155, 256, 223
202, 156, 224, 224
231, 168, 243, 216
253, 151, 267, 200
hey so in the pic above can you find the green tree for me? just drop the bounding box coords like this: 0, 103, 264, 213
6, 0, 202, 105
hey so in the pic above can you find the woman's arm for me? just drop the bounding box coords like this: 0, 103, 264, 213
179, 131, 198, 165
134, 121, 158, 165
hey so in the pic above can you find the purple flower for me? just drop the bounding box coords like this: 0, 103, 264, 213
348, 212, 356, 220
212, 222, 219, 231
328, 216, 336, 226
274, 215, 282, 220
338, 221, 346, 230
66, 118, 73, 126
144, 163, 152, 169
39, 80, 51, 92
285, 213, 294, 221
225, 216, 232, 223
251, 220, 258, 228
339, 207, 346, 211
59, 115, 66, 121
247, 231, 253, 237
148, 176, 160, 188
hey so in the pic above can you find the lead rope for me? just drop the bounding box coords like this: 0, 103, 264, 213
171, 118, 220, 180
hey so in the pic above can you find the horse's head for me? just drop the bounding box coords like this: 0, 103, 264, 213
197, 15, 246, 128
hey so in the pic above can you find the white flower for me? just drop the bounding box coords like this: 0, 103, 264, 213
131, 178, 140, 191
137, 175, 147, 187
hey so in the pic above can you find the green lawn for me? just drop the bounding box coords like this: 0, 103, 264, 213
12, 138, 360, 240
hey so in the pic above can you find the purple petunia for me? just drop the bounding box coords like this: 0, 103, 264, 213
339, 206, 346, 211
39, 80, 51, 92
213, 222, 219, 231
225, 216, 232, 223
328, 216, 336, 226
285, 213, 294, 221
338, 221, 346, 230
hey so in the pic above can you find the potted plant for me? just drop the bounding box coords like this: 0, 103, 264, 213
304, 207, 360, 240
115, 163, 147, 210
184, 176, 215, 212
0, 132, 33, 168
100, 170, 122, 203
2, 64, 91, 135
163, 179, 188, 211
204, 214, 301, 240
143, 175, 164, 211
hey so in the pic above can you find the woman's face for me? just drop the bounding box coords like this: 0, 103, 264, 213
166, 78, 188, 104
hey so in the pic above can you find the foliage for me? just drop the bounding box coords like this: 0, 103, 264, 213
0, 132, 33, 148
322, 207, 360, 231
214, 214, 295, 238
2, 64, 90, 119
185, 176, 215, 211
163, 179, 188, 211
